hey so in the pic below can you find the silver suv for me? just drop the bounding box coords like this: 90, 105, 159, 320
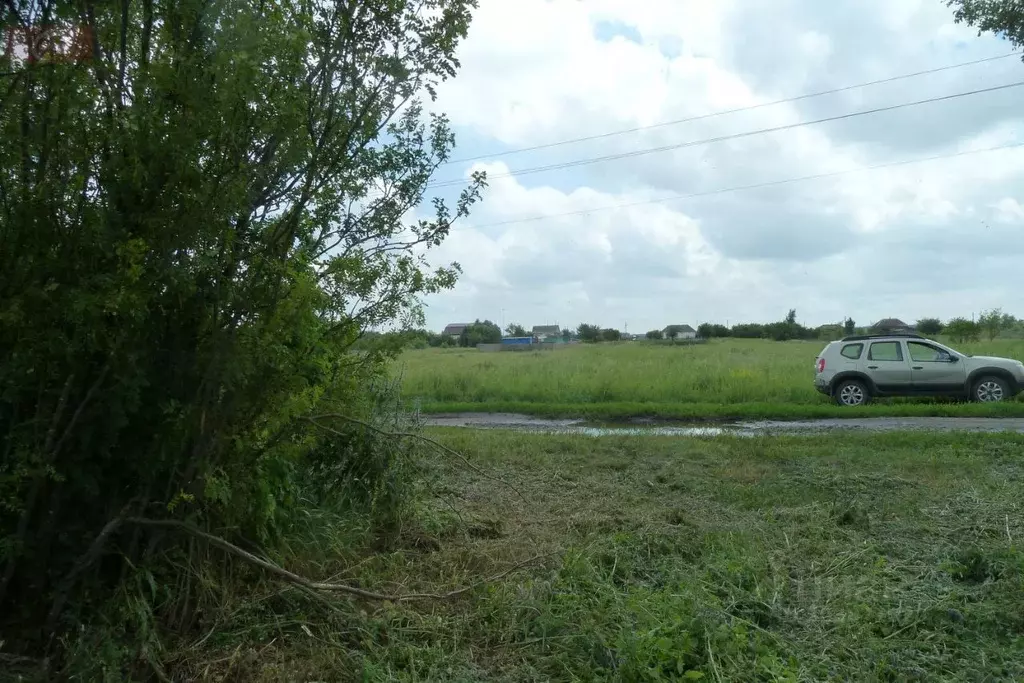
814, 334, 1024, 406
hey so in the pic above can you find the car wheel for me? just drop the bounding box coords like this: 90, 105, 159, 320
972, 376, 1009, 403
835, 379, 870, 407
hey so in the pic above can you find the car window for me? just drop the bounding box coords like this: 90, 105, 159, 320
868, 341, 903, 362
908, 342, 950, 362
840, 343, 863, 359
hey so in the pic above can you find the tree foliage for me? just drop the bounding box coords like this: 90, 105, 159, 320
765, 310, 813, 341
577, 323, 601, 342
505, 323, 528, 337
645, 329, 664, 340
947, 0, 1024, 47
601, 328, 622, 342
459, 319, 501, 346
731, 323, 766, 339
0, 0, 483, 665
916, 318, 944, 336
978, 308, 1005, 341
946, 317, 982, 343
844, 318, 857, 336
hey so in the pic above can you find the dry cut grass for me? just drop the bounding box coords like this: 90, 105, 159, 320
180, 429, 1024, 681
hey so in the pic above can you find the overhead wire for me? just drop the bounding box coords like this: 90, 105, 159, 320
444, 51, 1021, 165
467, 140, 1024, 230
426, 80, 1024, 189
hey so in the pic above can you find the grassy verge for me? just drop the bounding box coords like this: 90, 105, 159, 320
397, 339, 1024, 421
416, 398, 1024, 421
183, 429, 1024, 681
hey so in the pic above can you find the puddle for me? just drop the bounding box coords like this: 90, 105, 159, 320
421, 413, 727, 436
570, 425, 728, 437
421, 413, 1024, 436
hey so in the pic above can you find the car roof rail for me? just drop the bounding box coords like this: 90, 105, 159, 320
840, 333, 925, 342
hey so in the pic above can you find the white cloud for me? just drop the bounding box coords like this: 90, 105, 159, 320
415, 0, 1024, 332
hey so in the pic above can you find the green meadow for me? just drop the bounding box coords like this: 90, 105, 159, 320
397, 338, 1024, 420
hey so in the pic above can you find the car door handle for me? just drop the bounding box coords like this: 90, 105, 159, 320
867, 365, 878, 369
912, 366, 923, 370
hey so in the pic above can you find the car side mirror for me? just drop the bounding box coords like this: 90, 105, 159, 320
947, 356, 959, 363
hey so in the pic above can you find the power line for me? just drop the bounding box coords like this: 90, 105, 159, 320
468, 140, 1024, 230
427, 80, 1024, 189
445, 52, 1021, 165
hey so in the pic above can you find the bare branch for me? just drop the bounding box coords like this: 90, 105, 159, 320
50, 363, 109, 458
126, 517, 547, 601
45, 500, 136, 638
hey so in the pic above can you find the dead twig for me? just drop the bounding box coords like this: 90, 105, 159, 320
303, 413, 527, 502
127, 517, 548, 602
0, 652, 43, 666
706, 631, 724, 683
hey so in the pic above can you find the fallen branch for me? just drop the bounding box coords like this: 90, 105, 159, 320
127, 517, 547, 602
45, 501, 136, 639
303, 413, 526, 502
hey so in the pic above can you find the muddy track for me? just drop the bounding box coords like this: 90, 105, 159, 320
422, 413, 1024, 436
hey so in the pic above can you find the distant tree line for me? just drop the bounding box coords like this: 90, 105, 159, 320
689, 309, 1020, 343
577, 323, 622, 342
918, 309, 1019, 343
355, 319, 501, 350
693, 310, 823, 342
361, 309, 1021, 351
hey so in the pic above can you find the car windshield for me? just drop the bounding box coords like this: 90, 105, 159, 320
938, 341, 967, 358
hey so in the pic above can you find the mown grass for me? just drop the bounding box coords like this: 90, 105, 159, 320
182, 429, 1024, 681
397, 338, 1024, 420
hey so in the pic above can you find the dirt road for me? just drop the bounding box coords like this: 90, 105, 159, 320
422, 413, 1024, 436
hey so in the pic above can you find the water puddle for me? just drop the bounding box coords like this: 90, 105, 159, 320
421, 413, 1024, 436
570, 425, 729, 437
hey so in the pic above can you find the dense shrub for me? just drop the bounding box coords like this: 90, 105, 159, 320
0, 0, 482, 672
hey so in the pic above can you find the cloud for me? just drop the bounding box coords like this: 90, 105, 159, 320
415, 0, 1024, 332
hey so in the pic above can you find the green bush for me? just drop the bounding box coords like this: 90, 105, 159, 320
0, 0, 482, 674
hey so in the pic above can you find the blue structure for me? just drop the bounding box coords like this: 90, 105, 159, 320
501, 336, 533, 345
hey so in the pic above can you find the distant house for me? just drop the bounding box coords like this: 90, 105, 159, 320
816, 324, 845, 341
871, 318, 914, 335
531, 325, 562, 340
442, 323, 469, 340
662, 324, 697, 340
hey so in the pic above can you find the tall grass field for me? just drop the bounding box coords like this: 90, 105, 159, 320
396, 338, 1024, 420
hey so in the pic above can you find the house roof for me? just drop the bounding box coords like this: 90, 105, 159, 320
532, 325, 561, 336
663, 324, 696, 334
442, 323, 469, 334
872, 318, 910, 328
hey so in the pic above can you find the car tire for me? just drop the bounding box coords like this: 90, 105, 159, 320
834, 379, 870, 407
972, 375, 1009, 403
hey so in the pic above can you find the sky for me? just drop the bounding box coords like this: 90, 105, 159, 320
412, 0, 1024, 334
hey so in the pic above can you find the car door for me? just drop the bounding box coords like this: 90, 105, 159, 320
863, 340, 912, 393
907, 341, 967, 394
